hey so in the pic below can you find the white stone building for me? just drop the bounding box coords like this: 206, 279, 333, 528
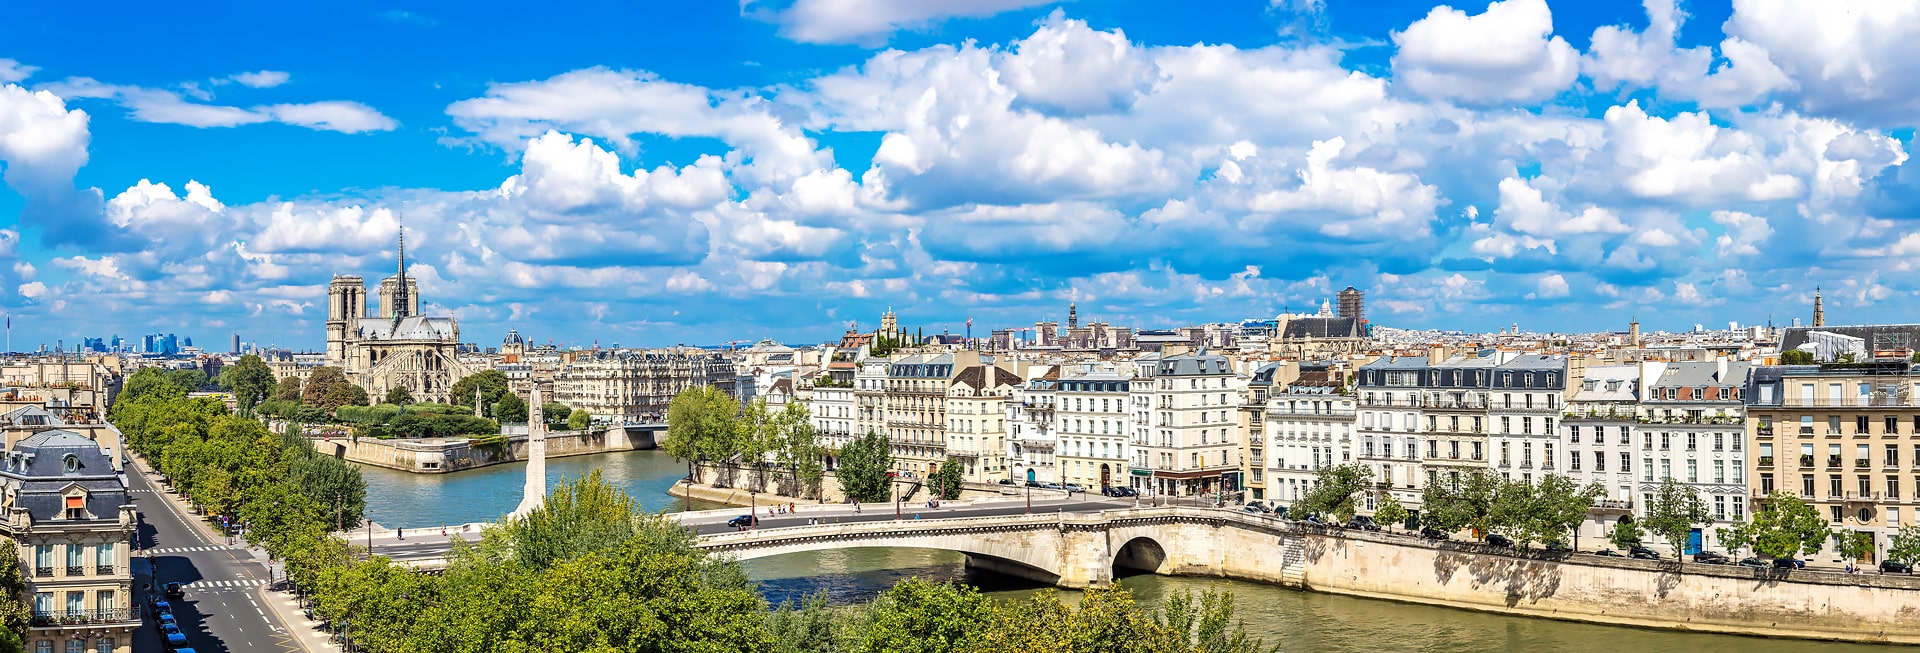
1055, 367, 1133, 490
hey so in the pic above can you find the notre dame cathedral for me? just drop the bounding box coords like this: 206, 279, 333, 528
324, 227, 470, 404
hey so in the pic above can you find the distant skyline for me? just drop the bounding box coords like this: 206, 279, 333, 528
0, 0, 1915, 349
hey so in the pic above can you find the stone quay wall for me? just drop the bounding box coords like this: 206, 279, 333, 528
325, 426, 653, 473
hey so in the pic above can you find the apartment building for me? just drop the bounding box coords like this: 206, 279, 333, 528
1487, 355, 1568, 486
1055, 369, 1133, 490
1749, 360, 1917, 562
1126, 354, 1161, 494
1007, 373, 1058, 486
552, 348, 739, 423
5, 430, 138, 653
1640, 359, 1751, 554
1144, 351, 1243, 497
1357, 356, 1428, 508
946, 365, 1021, 483
1420, 355, 1496, 489
1251, 363, 1355, 505
853, 359, 888, 441
1560, 364, 1644, 542
803, 377, 856, 454
883, 353, 959, 477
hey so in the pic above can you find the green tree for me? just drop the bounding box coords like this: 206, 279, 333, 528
1609, 518, 1644, 550
1291, 463, 1373, 523
114, 367, 187, 410
0, 540, 31, 652
1888, 524, 1920, 564
1419, 470, 1499, 535
272, 375, 303, 403
567, 407, 591, 431
839, 430, 895, 503
1716, 519, 1754, 557
664, 385, 741, 506
450, 370, 511, 417
490, 470, 642, 571
1153, 585, 1278, 653
1491, 474, 1605, 548
218, 354, 277, 415
167, 368, 210, 393
1643, 477, 1710, 555
540, 401, 571, 427
1834, 530, 1874, 563
929, 457, 966, 501
383, 386, 415, 406
737, 397, 777, 489
1373, 491, 1409, 531
1781, 349, 1815, 365
856, 578, 993, 653
492, 392, 528, 423
770, 401, 826, 498
1749, 491, 1829, 560
302, 367, 361, 414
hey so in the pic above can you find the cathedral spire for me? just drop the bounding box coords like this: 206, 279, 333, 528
394, 216, 411, 319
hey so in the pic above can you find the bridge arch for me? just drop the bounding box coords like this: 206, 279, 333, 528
1113, 536, 1170, 577
726, 544, 1062, 586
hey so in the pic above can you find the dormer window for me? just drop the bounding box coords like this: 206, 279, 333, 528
63, 454, 79, 474
64, 492, 86, 520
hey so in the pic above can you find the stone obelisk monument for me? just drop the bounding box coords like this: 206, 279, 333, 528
508, 384, 547, 520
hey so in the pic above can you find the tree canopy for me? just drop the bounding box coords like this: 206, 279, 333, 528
451, 370, 512, 418
1746, 491, 1829, 559
929, 457, 966, 501
839, 431, 895, 503
218, 354, 277, 415
1290, 464, 1372, 522
303, 366, 366, 414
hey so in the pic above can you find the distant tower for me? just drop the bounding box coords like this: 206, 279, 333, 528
1068, 302, 1078, 329
880, 308, 899, 340
325, 274, 366, 367
1812, 287, 1825, 327
1337, 286, 1365, 322
1318, 299, 1332, 317
1629, 317, 1641, 347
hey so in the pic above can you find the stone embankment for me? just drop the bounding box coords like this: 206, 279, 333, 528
321, 424, 664, 473
667, 463, 1033, 508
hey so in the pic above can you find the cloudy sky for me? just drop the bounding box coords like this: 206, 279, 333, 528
1, 0, 1916, 351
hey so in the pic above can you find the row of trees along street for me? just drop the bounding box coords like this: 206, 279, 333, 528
223, 358, 590, 438
104, 385, 1282, 653
664, 386, 972, 505
1292, 462, 1920, 565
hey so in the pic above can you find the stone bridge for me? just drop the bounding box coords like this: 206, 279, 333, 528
694, 507, 1303, 588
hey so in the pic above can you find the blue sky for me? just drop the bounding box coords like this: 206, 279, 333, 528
2, 0, 1918, 351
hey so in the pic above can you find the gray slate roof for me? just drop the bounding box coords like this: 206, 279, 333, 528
3, 429, 128, 522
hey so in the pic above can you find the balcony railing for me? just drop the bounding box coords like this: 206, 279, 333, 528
95, 565, 112, 576
1829, 456, 1843, 468
1757, 427, 1775, 438
33, 566, 51, 578
1781, 394, 1918, 408
1857, 458, 1872, 469
29, 608, 136, 626
1592, 499, 1633, 510
1758, 456, 1774, 467
64, 566, 83, 577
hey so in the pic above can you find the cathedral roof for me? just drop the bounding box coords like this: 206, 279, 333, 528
359, 316, 457, 342
503, 328, 525, 347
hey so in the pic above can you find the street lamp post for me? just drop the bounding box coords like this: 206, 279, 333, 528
749, 491, 757, 530
895, 477, 902, 520
1025, 482, 1031, 514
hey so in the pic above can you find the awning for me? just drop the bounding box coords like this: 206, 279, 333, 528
1130, 469, 1153, 476
64, 496, 83, 509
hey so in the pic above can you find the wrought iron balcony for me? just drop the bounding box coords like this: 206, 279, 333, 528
29, 608, 136, 626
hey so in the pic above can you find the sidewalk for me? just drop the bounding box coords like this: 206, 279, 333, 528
258, 583, 340, 653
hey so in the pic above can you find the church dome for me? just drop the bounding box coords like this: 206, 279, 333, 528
503, 328, 525, 347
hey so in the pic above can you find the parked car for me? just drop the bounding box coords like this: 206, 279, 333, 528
1737, 557, 1770, 569
1112, 487, 1139, 497
162, 624, 189, 648
1024, 480, 1041, 488
1691, 551, 1731, 565
1242, 504, 1265, 514
1544, 540, 1571, 553
149, 598, 172, 616
1348, 516, 1382, 532
1590, 549, 1624, 557
996, 479, 1015, 485
725, 515, 759, 528
1418, 527, 1450, 540
1040, 482, 1064, 490
1772, 557, 1806, 569
1881, 559, 1915, 574
1305, 514, 1327, 526
1628, 545, 1661, 560
157, 612, 177, 630
163, 582, 185, 599
1062, 484, 1085, 493
1484, 533, 1514, 548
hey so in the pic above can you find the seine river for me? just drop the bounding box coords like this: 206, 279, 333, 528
359, 449, 1884, 652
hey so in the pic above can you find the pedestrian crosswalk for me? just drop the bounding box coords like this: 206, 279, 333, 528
180, 579, 266, 591
147, 546, 225, 554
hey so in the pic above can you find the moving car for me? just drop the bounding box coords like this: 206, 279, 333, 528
1881, 559, 1914, 574
1347, 516, 1382, 532
1772, 557, 1806, 569
996, 479, 1015, 485
1691, 551, 1731, 565
1062, 484, 1085, 493
163, 581, 185, 599
1590, 549, 1624, 557
1484, 534, 1514, 548
1418, 527, 1450, 540
725, 515, 758, 528
1628, 545, 1661, 560
1738, 557, 1770, 568
149, 598, 172, 617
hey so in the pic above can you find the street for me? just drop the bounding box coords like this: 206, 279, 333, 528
126, 461, 298, 653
